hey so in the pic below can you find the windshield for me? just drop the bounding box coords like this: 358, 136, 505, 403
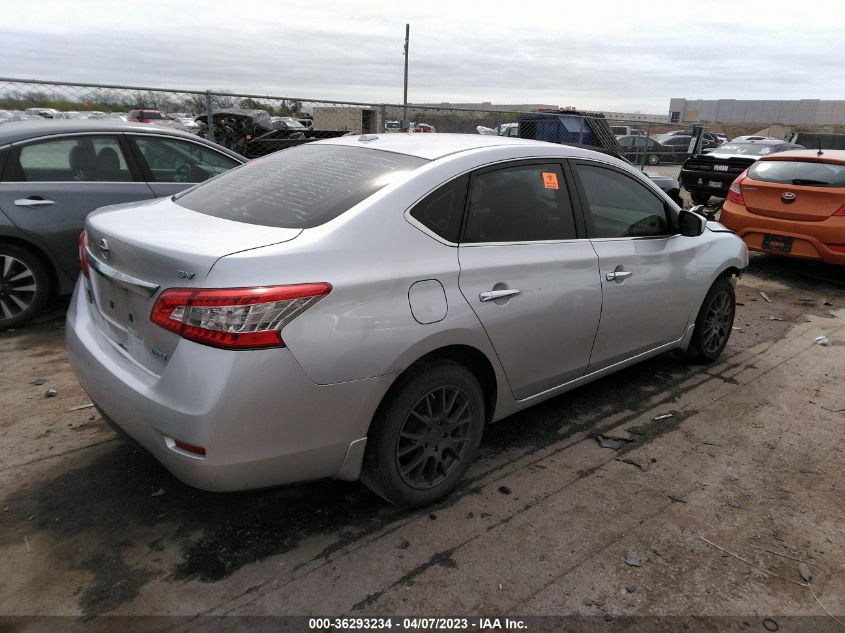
749, 160, 845, 187
142, 111, 166, 120
175, 144, 428, 229
714, 143, 782, 156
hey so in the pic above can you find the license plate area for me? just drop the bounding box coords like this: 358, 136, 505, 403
707, 180, 723, 189
762, 234, 793, 253
90, 273, 145, 339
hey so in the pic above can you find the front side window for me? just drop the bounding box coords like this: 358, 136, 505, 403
409, 175, 468, 243
575, 164, 671, 238
12, 136, 130, 182
132, 136, 240, 183
463, 163, 576, 243
175, 144, 428, 228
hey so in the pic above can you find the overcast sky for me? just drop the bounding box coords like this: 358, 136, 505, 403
2, 0, 844, 113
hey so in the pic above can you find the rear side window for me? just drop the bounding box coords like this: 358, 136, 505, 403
409, 175, 468, 243
575, 164, 671, 238
175, 144, 427, 229
10, 136, 130, 182
749, 160, 845, 187
463, 163, 576, 243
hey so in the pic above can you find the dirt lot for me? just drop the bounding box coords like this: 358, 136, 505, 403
1, 254, 844, 630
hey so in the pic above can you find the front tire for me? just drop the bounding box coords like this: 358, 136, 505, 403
361, 360, 485, 507
0, 243, 51, 330
647, 154, 660, 166
684, 277, 736, 363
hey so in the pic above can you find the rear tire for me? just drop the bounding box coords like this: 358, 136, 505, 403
361, 360, 485, 507
691, 191, 711, 206
647, 154, 660, 166
0, 243, 51, 330
684, 277, 735, 364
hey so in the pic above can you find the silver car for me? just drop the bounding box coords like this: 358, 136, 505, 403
66, 134, 747, 507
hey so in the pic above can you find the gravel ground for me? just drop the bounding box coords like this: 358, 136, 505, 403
0, 254, 843, 630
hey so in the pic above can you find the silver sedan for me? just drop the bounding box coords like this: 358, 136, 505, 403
66, 134, 747, 507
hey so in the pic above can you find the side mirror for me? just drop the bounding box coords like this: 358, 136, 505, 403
678, 209, 706, 237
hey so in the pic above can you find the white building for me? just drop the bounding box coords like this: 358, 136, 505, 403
669, 98, 845, 125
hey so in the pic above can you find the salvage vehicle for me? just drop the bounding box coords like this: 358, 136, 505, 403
680, 139, 805, 205
196, 110, 310, 158
616, 135, 672, 166
720, 149, 845, 265
127, 109, 180, 128
0, 120, 244, 328
67, 134, 747, 507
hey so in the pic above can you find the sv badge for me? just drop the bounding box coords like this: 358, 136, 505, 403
177, 270, 196, 280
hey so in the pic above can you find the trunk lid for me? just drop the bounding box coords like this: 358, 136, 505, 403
84, 197, 301, 374
742, 180, 845, 221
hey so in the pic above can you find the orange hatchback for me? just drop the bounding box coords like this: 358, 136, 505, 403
720, 150, 845, 265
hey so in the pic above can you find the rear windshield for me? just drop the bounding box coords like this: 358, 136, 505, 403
749, 160, 845, 187
716, 143, 783, 156
174, 144, 428, 228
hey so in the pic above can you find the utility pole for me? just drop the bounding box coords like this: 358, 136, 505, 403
403, 23, 409, 130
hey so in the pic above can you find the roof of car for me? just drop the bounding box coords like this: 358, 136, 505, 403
315, 132, 598, 160
758, 149, 845, 164
0, 120, 212, 146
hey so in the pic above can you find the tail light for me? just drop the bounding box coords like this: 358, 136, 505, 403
150, 283, 331, 350
726, 169, 749, 206
79, 231, 90, 278
833, 202, 845, 217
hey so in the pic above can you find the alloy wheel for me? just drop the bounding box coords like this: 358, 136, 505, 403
0, 254, 38, 321
395, 386, 474, 489
702, 290, 733, 356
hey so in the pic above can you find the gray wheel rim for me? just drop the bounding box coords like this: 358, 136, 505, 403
0, 254, 38, 321
702, 290, 733, 355
395, 385, 474, 490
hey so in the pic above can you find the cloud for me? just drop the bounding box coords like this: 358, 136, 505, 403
2, 8, 844, 115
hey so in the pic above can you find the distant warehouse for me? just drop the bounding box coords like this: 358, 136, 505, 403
669, 98, 845, 125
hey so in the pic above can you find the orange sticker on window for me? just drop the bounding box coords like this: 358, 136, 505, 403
542, 172, 559, 189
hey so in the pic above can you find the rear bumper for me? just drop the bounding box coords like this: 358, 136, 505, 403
680, 170, 735, 197
65, 281, 393, 491
720, 201, 845, 265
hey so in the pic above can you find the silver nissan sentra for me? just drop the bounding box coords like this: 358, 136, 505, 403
66, 134, 747, 507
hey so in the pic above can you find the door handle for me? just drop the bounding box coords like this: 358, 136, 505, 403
606, 270, 633, 282
14, 197, 55, 208
479, 288, 521, 302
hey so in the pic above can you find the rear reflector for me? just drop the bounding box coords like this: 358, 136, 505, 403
150, 283, 332, 350
174, 440, 206, 456
834, 202, 845, 217
726, 169, 749, 206
829, 245, 845, 253
79, 231, 90, 278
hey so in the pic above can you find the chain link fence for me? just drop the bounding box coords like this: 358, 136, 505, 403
0, 78, 729, 193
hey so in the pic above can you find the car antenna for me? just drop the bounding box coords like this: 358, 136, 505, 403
817, 138, 824, 157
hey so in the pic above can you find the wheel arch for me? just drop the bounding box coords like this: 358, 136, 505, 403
374, 344, 500, 429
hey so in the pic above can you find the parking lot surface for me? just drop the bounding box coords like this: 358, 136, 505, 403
1, 255, 844, 624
